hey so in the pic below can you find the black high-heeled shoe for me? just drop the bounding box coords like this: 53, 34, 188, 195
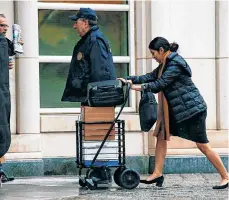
140, 175, 164, 187
0, 170, 14, 183
212, 182, 228, 189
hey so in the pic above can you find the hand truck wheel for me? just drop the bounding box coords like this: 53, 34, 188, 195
88, 167, 112, 183
79, 178, 86, 187
0, 174, 2, 188
113, 166, 126, 187
119, 168, 140, 189
85, 179, 97, 190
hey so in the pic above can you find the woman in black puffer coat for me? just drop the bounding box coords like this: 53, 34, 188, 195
118, 37, 228, 189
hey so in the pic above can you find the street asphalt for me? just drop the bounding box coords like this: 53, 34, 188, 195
0, 173, 228, 200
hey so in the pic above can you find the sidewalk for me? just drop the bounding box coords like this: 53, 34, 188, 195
0, 174, 228, 200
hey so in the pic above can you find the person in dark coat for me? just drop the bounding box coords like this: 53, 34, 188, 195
118, 37, 228, 189
62, 8, 116, 103
0, 14, 15, 184
0, 14, 16, 66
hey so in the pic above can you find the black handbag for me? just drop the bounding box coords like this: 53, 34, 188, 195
139, 91, 158, 132
87, 80, 125, 107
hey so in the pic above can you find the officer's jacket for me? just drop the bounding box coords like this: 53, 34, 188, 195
62, 26, 116, 102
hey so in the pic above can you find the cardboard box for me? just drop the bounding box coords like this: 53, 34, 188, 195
81, 106, 115, 140
84, 135, 114, 141
83, 130, 115, 140
83, 124, 115, 141
81, 106, 115, 122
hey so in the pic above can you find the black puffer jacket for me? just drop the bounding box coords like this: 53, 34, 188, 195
127, 52, 207, 123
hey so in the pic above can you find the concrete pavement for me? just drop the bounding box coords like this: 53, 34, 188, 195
0, 174, 228, 200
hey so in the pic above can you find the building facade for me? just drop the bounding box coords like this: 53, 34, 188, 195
0, 0, 228, 176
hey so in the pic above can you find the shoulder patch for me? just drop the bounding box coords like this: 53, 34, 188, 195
77, 52, 83, 60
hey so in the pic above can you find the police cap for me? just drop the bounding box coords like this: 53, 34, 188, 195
69, 8, 97, 21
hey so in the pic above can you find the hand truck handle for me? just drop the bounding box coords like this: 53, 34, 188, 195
89, 83, 131, 167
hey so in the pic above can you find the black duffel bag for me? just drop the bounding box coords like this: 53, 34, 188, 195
139, 91, 158, 132
87, 80, 125, 107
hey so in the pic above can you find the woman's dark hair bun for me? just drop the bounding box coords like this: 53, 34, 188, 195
169, 42, 179, 52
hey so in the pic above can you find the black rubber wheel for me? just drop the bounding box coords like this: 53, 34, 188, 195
87, 167, 112, 182
86, 180, 97, 190
119, 169, 140, 189
113, 166, 126, 186
87, 168, 97, 179
79, 178, 86, 187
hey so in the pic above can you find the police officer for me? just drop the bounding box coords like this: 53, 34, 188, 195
62, 8, 116, 103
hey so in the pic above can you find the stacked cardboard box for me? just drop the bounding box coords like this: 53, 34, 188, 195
81, 106, 115, 140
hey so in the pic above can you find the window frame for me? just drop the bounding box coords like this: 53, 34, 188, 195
38, 1, 136, 114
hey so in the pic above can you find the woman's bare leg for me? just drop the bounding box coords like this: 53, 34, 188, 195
147, 138, 167, 181
196, 142, 229, 185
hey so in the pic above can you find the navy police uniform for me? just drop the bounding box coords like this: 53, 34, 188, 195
62, 8, 116, 103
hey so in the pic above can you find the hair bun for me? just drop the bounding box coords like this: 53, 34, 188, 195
169, 42, 179, 52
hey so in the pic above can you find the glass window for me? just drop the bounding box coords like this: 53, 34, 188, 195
39, 0, 127, 4
38, 10, 128, 56
40, 63, 129, 108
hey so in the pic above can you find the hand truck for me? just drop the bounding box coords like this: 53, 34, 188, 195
75, 83, 140, 190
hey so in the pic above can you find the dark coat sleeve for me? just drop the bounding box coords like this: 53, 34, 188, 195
6, 38, 15, 56
126, 67, 159, 84
89, 39, 115, 81
142, 65, 183, 93
90, 40, 104, 79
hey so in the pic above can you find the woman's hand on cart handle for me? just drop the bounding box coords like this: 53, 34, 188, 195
117, 78, 132, 85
